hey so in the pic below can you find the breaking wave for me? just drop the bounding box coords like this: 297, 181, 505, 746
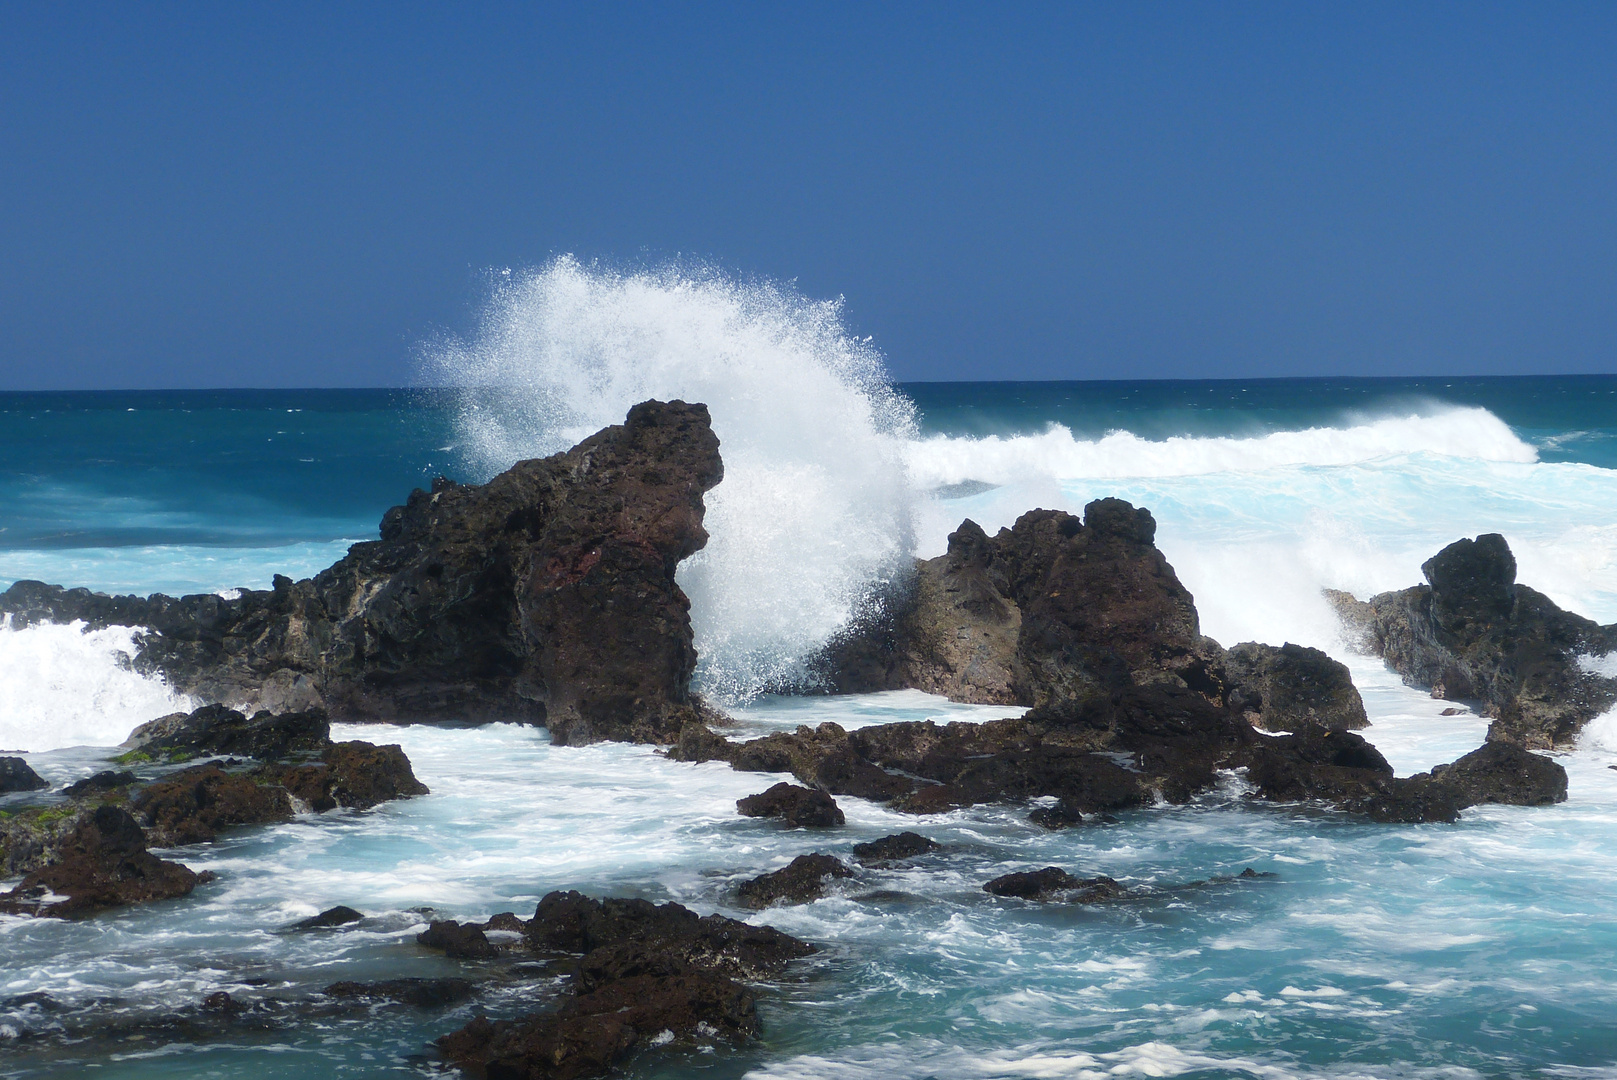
425, 256, 917, 700
0, 617, 191, 752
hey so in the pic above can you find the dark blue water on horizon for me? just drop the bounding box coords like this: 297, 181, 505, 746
2, 374, 1613, 564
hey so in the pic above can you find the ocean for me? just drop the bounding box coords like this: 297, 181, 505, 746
3, 264, 1617, 1078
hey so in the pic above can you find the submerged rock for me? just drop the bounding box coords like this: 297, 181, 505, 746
0, 400, 725, 745
325, 978, 475, 1008
735, 783, 845, 827
0, 757, 48, 794
292, 905, 365, 930
737, 854, 853, 908
1329, 533, 1617, 747
983, 867, 1127, 903
851, 831, 940, 864
0, 805, 206, 918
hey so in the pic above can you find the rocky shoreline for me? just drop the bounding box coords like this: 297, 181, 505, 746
0, 398, 1596, 1078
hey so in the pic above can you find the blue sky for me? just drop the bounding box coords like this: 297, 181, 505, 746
2, 2, 1614, 388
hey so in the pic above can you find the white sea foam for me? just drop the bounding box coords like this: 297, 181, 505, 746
0, 617, 191, 752
906, 407, 1535, 487
425, 256, 917, 699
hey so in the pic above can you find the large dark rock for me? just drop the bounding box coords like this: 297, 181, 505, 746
737, 854, 853, 908
0, 757, 48, 794
263, 740, 430, 812
132, 765, 295, 846
0, 806, 205, 918
123, 705, 330, 761
814, 502, 1211, 704
417, 919, 498, 959
735, 783, 845, 827
1329, 533, 1617, 747
1222, 642, 1368, 732
524, 891, 815, 979
0, 400, 724, 745
1418, 742, 1568, 806
815, 519, 1021, 702
438, 892, 815, 1079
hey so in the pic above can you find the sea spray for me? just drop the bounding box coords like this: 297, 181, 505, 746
0, 616, 191, 751
426, 256, 919, 700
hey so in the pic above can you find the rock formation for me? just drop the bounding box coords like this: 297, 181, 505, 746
0, 805, 205, 918
1328, 533, 1617, 747
0, 757, 48, 794
814, 502, 1366, 739
735, 783, 845, 827
0, 399, 724, 744
0, 704, 428, 915
737, 853, 853, 908
435, 891, 815, 1079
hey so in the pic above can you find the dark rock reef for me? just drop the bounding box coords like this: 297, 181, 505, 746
737, 853, 853, 908
0, 399, 724, 745
678, 502, 1568, 824
1329, 533, 1617, 747
0, 805, 205, 918
435, 891, 815, 1079
0, 704, 427, 916
851, 831, 939, 865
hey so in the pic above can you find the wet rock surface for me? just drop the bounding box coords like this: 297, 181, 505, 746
1329, 533, 1617, 747
1222, 641, 1369, 732
436, 891, 815, 1079
737, 854, 854, 908
0, 399, 725, 744
851, 831, 939, 864
0, 704, 428, 916
736, 782, 846, 827
0, 805, 206, 918
0, 757, 48, 794
293, 905, 365, 930
418, 919, 499, 960
983, 867, 1127, 902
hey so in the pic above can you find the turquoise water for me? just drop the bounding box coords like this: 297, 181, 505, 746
3, 374, 1617, 1078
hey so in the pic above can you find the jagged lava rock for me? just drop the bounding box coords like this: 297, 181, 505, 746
0, 757, 48, 794
124, 704, 330, 761
0, 400, 724, 744
133, 765, 294, 846
523, 891, 815, 978
1329, 533, 1617, 747
735, 783, 845, 827
441, 893, 813, 1079
0, 806, 205, 918
62, 770, 139, 796
737, 854, 853, 908
1222, 642, 1368, 732
417, 919, 498, 959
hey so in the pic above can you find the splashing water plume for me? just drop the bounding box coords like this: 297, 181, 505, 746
427, 257, 918, 701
